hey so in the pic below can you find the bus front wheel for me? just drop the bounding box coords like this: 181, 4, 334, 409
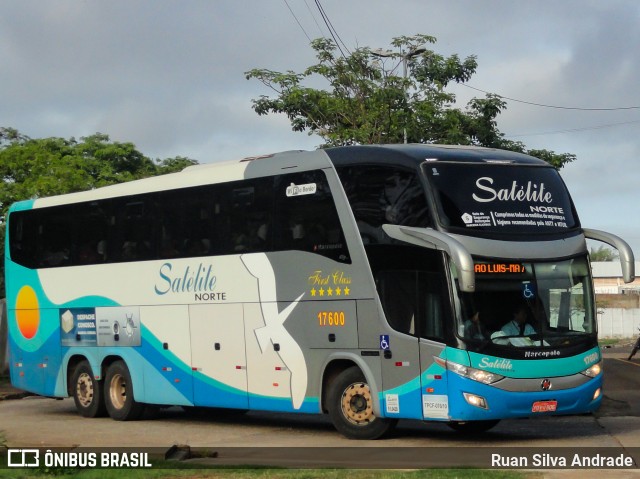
327, 366, 397, 440
71, 360, 106, 418
104, 360, 145, 421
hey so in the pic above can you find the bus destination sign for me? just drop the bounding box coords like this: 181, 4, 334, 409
474, 263, 526, 274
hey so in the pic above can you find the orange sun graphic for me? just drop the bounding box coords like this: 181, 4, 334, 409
16, 286, 40, 339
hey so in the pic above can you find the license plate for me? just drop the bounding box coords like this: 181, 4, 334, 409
532, 400, 557, 413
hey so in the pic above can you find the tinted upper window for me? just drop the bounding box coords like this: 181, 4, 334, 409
8, 169, 350, 269
425, 163, 579, 236
368, 245, 449, 342
337, 166, 431, 244
274, 170, 350, 263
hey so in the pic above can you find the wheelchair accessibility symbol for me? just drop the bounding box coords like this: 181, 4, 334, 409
380, 335, 390, 350
522, 282, 536, 299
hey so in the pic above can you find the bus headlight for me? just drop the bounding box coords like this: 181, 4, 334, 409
463, 392, 489, 409
435, 357, 504, 385
580, 361, 602, 378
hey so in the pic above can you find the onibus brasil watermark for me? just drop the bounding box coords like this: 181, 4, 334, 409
7, 449, 152, 468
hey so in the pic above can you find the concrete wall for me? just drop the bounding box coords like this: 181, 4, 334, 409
597, 308, 640, 339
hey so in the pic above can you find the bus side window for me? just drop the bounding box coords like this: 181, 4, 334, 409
369, 245, 449, 342
229, 179, 273, 253
38, 209, 74, 267
110, 197, 157, 262
417, 271, 445, 340
8, 211, 39, 269
274, 170, 350, 263
376, 270, 416, 335
157, 184, 219, 259
71, 201, 110, 265
375, 269, 445, 341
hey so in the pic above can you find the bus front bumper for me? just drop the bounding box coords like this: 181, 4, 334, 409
444, 373, 603, 422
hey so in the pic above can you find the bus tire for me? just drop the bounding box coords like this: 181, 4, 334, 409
447, 419, 500, 433
71, 360, 106, 418
327, 366, 397, 440
104, 360, 145, 421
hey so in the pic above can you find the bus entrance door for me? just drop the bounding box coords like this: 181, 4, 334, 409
419, 340, 449, 421
380, 332, 423, 420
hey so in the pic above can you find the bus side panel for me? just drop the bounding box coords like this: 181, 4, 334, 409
352, 299, 385, 417
190, 303, 249, 409
139, 306, 194, 406
8, 287, 64, 398
8, 319, 62, 397
244, 298, 383, 415
241, 251, 376, 413
245, 302, 321, 413
379, 330, 423, 420
419, 341, 449, 421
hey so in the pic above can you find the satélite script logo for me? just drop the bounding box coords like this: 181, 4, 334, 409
471, 177, 554, 204
154, 262, 226, 301
479, 357, 513, 371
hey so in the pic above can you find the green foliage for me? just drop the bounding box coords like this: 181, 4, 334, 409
0, 129, 198, 296
0, 131, 197, 223
590, 245, 619, 262
154, 156, 199, 175
246, 34, 575, 168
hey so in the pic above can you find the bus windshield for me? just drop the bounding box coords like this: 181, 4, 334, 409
456, 256, 596, 350
423, 162, 580, 236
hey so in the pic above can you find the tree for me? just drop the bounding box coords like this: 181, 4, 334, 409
155, 156, 199, 175
246, 35, 575, 169
590, 245, 619, 262
0, 131, 197, 222
0, 127, 29, 147
0, 129, 198, 295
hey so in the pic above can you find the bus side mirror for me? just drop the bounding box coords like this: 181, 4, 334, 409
583, 229, 635, 283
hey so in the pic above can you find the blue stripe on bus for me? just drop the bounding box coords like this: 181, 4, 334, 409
468, 348, 601, 379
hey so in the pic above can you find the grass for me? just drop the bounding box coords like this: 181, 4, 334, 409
0, 466, 534, 479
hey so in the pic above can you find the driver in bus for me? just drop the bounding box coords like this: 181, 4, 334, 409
501, 305, 536, 336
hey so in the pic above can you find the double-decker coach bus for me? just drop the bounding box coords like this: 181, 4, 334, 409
6, 144, 634, 439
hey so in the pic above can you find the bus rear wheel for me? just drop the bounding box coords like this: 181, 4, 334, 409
447, 420, 500, 433
327, 366, 397, 440
104, 360, 145, 421
71, 360, 106, 418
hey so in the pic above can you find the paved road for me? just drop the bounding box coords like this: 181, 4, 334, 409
1, 349, 639, 470
599, 353, 640, 417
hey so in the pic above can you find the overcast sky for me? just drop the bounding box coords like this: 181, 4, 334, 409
2, 0, 639, 256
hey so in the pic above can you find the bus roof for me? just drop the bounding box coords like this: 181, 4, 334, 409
17, 149, 330, 210
324, 144, 549, 169
11, 144, 548, 211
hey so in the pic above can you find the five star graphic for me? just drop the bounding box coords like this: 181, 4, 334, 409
310, 286, 351, 297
